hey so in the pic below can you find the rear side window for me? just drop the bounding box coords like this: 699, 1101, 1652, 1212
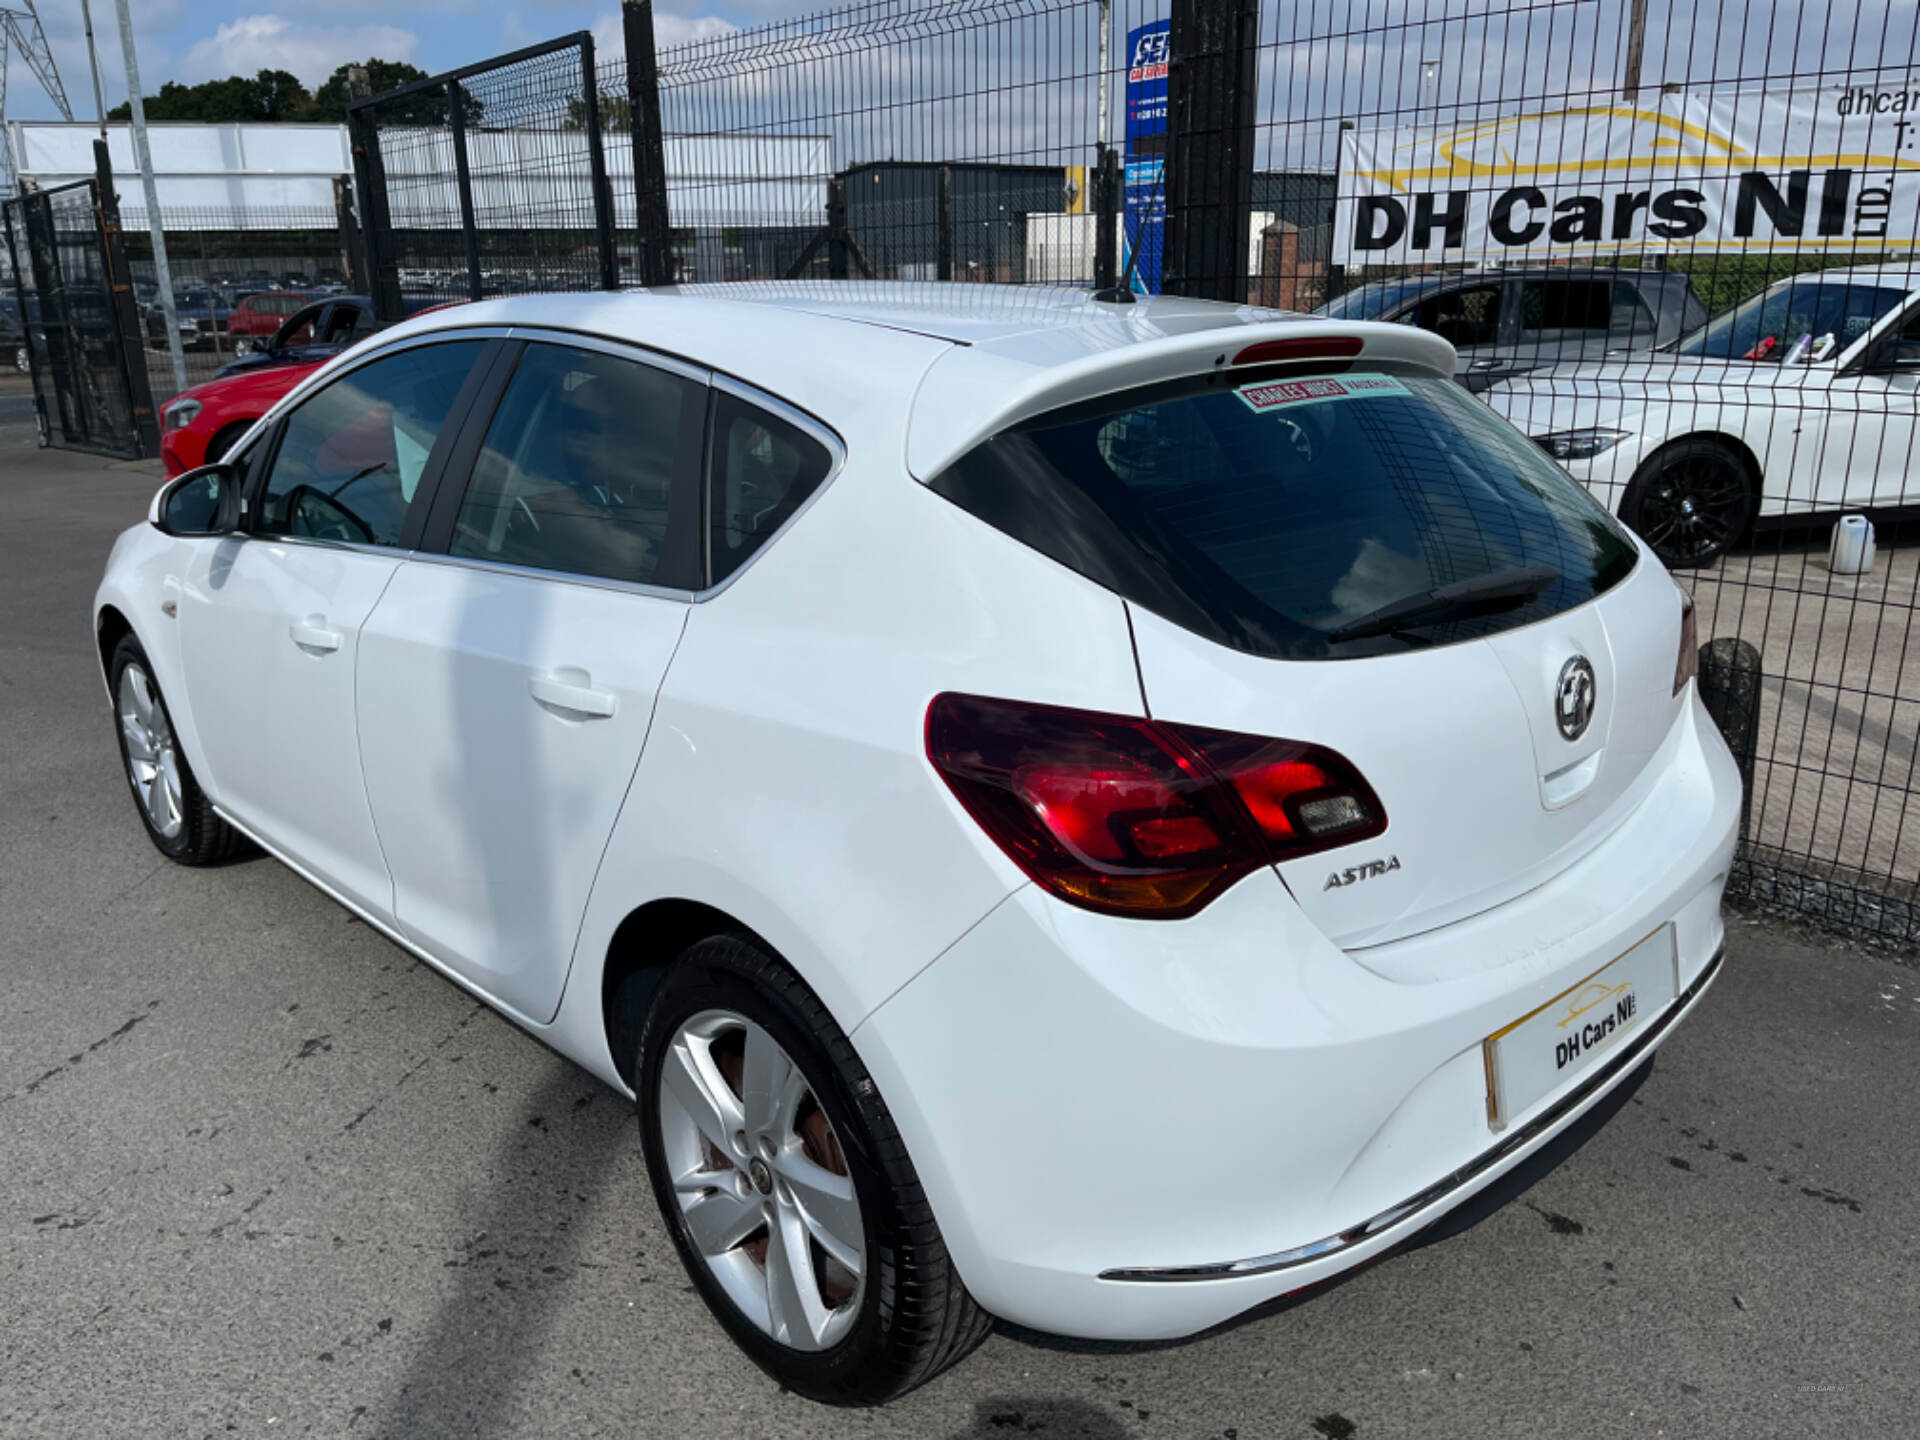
930, 368, 1638, 660
1519, 279, 1611, 340
1408, 284, 1501, 347
450, 342, 703, 586
707, 391, 833, 584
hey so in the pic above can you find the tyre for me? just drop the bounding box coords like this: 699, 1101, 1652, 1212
109, 635, 243, 865
636, 935, 990, 1403
1620, 439, 1755, 568
203, 420, 253, 465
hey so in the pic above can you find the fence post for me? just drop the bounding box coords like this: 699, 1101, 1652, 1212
827, 175, 850, 280
1092, 144, 1120, 291
447, 83, 485, 303
348, 104, 404, 322
623, 0, 674, 287
92, 141, 158, 456
333, 175, 367, 297
937, 165, 953, 281
1162, 0, 1259, 302
579, 32, 619, 291
2, 202, 50, 446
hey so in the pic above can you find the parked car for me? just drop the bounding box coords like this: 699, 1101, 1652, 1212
97, 286, 1738, 1401
142, 304, 205, 351
215, 296, 376, 379
225, 290, 312, 351
1485, 264, 1920, 565
1317, 267, 1707, 391
1, 304, 27, 372
159, 358, 325, 475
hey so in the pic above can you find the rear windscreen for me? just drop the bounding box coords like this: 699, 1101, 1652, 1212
930, 368, 1639, 660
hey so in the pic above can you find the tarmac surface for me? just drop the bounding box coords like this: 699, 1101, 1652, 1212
3, 442, 1917, 1438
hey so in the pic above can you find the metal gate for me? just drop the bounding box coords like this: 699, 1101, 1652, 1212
2, 179, 148, 459
347, 31, 619, 322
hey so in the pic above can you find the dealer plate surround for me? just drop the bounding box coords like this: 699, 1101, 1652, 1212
1483, 926, 1678, 1131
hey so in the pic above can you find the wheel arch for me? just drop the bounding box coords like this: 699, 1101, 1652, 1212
601, 897, 772, 1086
1633, 429, 1764, 499
95, 603, 134, 691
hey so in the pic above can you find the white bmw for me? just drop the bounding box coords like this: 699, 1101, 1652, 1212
95, 284, 1740, 1401
1485, 263, 1920, 566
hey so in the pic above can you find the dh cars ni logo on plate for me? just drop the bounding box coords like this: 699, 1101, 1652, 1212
1556, 655, 1596, 742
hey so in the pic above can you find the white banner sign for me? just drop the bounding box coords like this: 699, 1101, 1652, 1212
1334, 83, 1920, 265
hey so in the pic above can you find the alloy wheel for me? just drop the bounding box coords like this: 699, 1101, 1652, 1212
118, 663, 184, 840
1634, 453, 1749, 565
657, 1009, 865, 1352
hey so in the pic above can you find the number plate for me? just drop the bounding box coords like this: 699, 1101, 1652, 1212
1483, 927, 1677, 1130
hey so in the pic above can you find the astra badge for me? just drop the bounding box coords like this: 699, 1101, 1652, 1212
1555, 655, 1596, 742
1324, 855, 1401, 891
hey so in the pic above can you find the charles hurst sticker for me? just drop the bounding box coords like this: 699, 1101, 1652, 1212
1236, 372, 1408, 413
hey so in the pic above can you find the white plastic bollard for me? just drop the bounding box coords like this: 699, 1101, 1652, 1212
1829, 514, 1877, 575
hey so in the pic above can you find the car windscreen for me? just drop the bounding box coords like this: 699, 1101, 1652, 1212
929, 367, 1639, 660
1673, 279, 1909, 362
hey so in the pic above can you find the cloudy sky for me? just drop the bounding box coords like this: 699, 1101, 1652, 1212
7, 2, 766, 121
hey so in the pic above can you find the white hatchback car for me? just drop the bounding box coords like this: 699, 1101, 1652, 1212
95, 284, 1740, 1402
1485, 264, 1920, 566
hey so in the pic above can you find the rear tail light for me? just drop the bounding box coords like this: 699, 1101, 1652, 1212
926, 693, 1386, 919
1674, 587, 1698, 696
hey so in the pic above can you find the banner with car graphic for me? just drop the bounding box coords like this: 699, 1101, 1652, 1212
1334, 82, 1920, 265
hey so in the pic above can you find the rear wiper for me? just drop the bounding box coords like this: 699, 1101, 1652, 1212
1327, 564, 1558, 644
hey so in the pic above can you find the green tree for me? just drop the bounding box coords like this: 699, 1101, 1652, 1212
107, 69, 312, 123
308, 59, 433, 122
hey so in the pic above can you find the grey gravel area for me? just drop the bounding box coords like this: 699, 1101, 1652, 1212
4, 443, 1917, 1439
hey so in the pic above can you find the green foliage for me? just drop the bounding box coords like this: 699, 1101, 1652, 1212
309, 59, 433, 122
107, 69, 313, 123
105, 58, 434, 126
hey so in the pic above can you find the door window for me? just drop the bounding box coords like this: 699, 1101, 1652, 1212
255, 340, 484, 547
1408, 284, 1502, 347
707, 391, 834, 584
1518, 279, 1611, 341
449, 342, 702, 585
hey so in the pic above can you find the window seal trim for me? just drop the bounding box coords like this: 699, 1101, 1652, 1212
402, 549, 699, 603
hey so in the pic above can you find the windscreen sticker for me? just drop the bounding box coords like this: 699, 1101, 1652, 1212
1236, 372, 1408, 414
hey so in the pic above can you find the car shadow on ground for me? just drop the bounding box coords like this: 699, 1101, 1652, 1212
997, 1055, 1656, 1360
373, 1065, 635, 1437
947, 1398, 1132, 1437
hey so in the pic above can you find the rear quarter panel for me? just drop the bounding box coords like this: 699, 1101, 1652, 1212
561, 444, 1151, 1067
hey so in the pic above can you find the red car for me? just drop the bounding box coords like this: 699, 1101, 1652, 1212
158, 359, 321, 475
225, 290, 312, 348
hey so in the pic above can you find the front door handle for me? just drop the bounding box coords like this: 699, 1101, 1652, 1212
530, 671, 617, 720
1470, 358, 1503, 370
290, 616, 342, 653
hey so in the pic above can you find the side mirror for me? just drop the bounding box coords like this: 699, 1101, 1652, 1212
151, 462, 242, 537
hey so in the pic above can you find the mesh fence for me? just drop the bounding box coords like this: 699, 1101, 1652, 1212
309, 1, 1920, 941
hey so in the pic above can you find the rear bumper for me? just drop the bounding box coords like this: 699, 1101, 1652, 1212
852, 693, 1741, 1340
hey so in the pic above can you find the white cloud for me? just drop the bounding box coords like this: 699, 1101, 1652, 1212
180, 15, 420, 88
589, 9, 738, 61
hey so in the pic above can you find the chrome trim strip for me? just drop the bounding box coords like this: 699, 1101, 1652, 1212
499, 324, 714, 386
1098, 944, 1726, 1284
403, 549, 697, 603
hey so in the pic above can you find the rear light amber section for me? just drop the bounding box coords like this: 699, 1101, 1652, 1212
926, 694, 1387, 919
1674, 587, 1698, 696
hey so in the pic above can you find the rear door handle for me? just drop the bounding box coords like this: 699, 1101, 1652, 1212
289, 617, 342, 653
529, 672, 617, 720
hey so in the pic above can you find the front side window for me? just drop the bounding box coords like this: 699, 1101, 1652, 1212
707, 391, 834, 584
449, 342, 702, 586
931, 366, 1638, 660
256, 340, 483, 546
1675, 280, 1909, 363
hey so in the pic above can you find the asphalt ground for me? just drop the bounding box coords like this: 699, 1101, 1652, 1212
3, 441, 1918, 1440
